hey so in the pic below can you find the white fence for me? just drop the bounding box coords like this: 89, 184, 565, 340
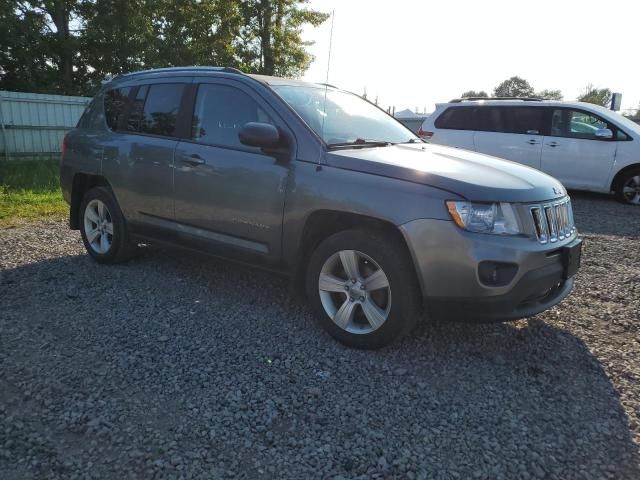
0, 90, 91, 161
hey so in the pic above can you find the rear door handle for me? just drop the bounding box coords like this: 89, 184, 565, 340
181, 153, 205, 166
547, 142, 559, 148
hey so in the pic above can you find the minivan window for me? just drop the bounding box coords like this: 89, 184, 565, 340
139, 84, 185, 137
550, 109, 609, 140
126, 85, 148, 132
434, 107, 478, 131
475, 107, 502, 133
191, 84, 271, 149
501, 107, 545, 135
104, 87, 131, 130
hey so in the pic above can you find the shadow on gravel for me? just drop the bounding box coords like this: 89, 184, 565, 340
1, 248, 639, 479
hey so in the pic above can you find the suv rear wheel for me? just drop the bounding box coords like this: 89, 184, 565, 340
615, 168, 640, 205
79, 187, 135, 263
306, 229, 420, 349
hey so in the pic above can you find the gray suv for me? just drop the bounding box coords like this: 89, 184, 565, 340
60, 67, 582, 349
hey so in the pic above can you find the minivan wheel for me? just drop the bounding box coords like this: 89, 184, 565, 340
306, 229, 420, 349
615, 168, 640, 205
79, 187, 135, 263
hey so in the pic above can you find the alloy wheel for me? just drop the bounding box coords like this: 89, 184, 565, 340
84, 199, 113, 254
318, 250, 392, 334
622, 175, 640, 204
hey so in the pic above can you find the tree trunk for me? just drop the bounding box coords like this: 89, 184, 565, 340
46, 1, 73, 94
260, 0, 274, 75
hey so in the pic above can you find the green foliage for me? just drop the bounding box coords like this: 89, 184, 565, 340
0, 0, 329, 96
461, 90, 488, 98
577, 84, 612, 107
493, 76, 535, 98
0, 159, 67, 225
536, 89, 563, 100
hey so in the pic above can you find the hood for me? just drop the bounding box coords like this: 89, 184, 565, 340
325, 143, 567, 203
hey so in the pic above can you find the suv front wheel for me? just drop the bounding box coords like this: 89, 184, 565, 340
79, 187, 135, 263
306, 229, 420, 349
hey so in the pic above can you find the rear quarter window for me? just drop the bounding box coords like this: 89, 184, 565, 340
104, 87, 132, 130
434, 107, 478, 130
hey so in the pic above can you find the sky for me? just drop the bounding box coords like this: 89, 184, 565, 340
302, 0, 640, 114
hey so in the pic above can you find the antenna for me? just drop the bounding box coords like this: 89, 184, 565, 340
318, 9, 335, 171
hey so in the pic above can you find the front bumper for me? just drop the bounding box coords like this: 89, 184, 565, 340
399, 218, 580, 322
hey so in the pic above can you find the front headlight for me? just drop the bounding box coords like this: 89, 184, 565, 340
446, 201, 521, 235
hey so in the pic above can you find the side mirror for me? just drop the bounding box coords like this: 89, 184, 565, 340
594, 128, 613, 140
238, 122, 281, 148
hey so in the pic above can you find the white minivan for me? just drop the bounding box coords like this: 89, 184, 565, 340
419, 99, 640, 204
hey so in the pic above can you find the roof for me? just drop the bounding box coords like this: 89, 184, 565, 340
440, 99, 601, 109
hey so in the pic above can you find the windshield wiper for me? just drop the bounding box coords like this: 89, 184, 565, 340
327, 138, 394, 150
401, 138, 424, 144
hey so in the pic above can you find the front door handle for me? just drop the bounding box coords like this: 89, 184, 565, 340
527, 140, 540, 145
181, 153, 205, 166
547, 142, 559, 148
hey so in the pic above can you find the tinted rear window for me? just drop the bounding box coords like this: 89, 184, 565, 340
434, 107, 477, 130
139, 84, 185, 137
104, 87, 131, 130
436, 105, 545, 135
501, 107, 545, 135
126, 85, 148, 132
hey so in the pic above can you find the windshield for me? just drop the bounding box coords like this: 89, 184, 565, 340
272, 85, 419, 146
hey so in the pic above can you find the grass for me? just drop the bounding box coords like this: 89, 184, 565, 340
0, 159, 68, 226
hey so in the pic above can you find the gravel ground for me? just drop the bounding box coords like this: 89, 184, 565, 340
1, 192, 639, 480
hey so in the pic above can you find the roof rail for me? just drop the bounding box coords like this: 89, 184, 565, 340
449, 96, 543, 103
317, 82, 338, 89
110, 66, 245, 82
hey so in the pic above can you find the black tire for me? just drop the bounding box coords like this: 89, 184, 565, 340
305, 229, 421, 349
614, 167, 640, 205
79, 187, 135, 264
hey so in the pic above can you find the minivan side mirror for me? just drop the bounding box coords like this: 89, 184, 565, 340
238, 122, 281, 148
594, 128, 613, 140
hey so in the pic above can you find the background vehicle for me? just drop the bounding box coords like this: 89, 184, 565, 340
61, 67, 581, 349
419, 99, 640, 205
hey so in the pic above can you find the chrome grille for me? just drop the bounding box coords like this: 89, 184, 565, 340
529, 198, 575, 244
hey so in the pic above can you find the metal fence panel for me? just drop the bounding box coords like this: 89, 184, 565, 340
0, 90, 91, 160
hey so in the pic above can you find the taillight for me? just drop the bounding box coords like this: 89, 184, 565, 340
61, 134, 69, 164
417, 128, 433, 140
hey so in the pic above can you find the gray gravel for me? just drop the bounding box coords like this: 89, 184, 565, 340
1, 191, 639, 479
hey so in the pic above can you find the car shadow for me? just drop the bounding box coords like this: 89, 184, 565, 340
1, 247, 639, 478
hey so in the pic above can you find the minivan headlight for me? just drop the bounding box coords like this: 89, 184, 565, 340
446, 201, 521, 235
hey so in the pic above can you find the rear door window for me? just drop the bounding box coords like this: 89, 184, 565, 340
501, 107, 545, 135
126, 85, 148, 132
104, 87, 131, 130
474, 107, 503, 133
139, 84, 186, 137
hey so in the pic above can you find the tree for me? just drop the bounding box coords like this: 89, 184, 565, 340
0, 0, 329, 95
239, 0, 329, 77
493, 76, 535, 98
461, 90, 488, 98
536, 89, 563, 100
0, 0, 87, 94
577, 84, 612, 107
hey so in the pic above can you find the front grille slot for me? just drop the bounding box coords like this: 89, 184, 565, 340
529, 198, 575, 244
